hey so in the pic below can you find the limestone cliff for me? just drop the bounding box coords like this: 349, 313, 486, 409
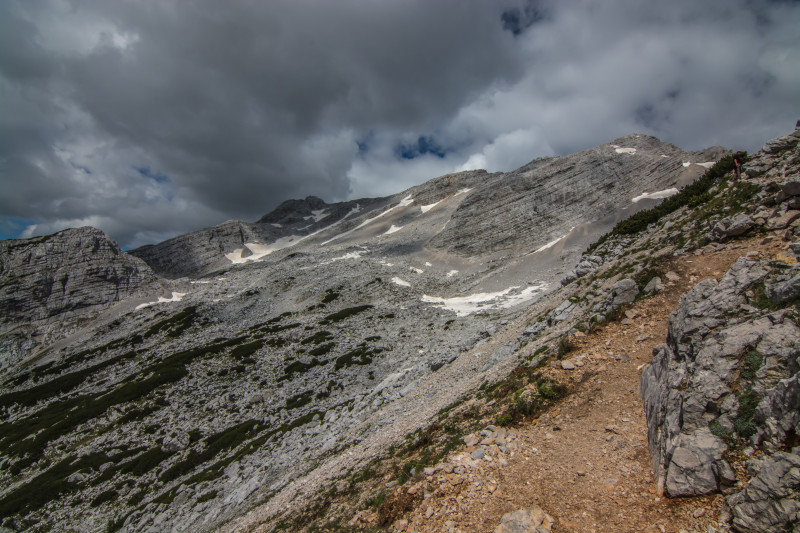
0, 227, 159, 326
430, 135, 727, 255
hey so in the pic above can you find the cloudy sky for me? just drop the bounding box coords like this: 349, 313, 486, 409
1, 0, 798, 249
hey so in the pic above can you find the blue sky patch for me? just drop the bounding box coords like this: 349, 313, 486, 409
135, 166, 170, 184
0, 217, 36, 241
501, 3, 547, 36
396, 136, 447, 160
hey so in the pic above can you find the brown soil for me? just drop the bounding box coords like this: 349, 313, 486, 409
381, 235, 789, 533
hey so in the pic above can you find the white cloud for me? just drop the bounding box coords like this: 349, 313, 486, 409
457, 127, 555, 172
2, 1, 799, 248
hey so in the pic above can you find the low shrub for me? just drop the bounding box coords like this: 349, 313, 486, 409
587, 153, 747, 253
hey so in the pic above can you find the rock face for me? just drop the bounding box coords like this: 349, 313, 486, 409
741, 120, 800, 180
131, 170, 498, 279
430, 135, 727, 255
723, 450, 800, 533
640, 257, 800, 525
131, 196, 390, 278
709, 213, 755, 241
0, 227, 159, 325
560, 255, 603, 286
0, 130, 753, 533
590, 278, 639, 321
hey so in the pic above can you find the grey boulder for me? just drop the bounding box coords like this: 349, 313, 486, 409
723, 450, 800, 533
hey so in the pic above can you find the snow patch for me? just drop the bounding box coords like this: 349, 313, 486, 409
271, 223, 282, 228
420, 200, 441, 213
136, 292, 186, 310
323, 250, 366, 264
425, 262, 432, 267
456, 188, 473, 196
398, 194, 415, 207
225, 236, 305, 264
385, 225, 403, 235
446, 270, 459, 277
615, 147, 637, 154
697, 161, 715, 169
309, 209, 328, 222
322, 197, 412, 245
682, 161, 692, 167
392, 277, 411, 287
409, 267, 423, 274
533, 228, 574, 254
632, 188, 679, 203
421, 284, 547, 316
227, 209, 364, 263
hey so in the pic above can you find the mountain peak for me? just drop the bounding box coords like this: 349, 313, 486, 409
257, 195, 330, 224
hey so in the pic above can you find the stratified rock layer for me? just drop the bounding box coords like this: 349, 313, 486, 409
430, 135, 727, 255
0, 227, 159, 325
130, 196, 389, 278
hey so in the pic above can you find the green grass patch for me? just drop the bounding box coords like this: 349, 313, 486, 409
334, 346, 384, 370
279, 358, 327, 382
733, 350, 763, 440
300, 330, 334, 345
0, 340, 233, 473
0, 450, 126, 518
321, 289, 340, 305
230, 339, 265, 361
119, 447, 175, 476
320, 305, 373, 324
587, 153, 747, 253
143, 306, 198, 339
90, 489, 117, 508
308, 342, 336, 357
159, 419, 267, 484
197, 490, 218, 503
0, 349, 138, 409
286, 390, 314, 410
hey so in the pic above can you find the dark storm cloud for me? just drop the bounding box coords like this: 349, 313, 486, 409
1, 0, 798, 248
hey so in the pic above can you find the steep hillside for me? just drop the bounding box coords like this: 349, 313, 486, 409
4, 125, 798, 533
130, 196, 391, 278
430, 135, 726, 255
222, 124, 799, 532
0, 227, 162, 370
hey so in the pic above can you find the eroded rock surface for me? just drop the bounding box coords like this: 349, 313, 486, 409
0, 227, 159, 325
640, 257, 800, 528
431, 135, 726, 256
723, 450, 800, 533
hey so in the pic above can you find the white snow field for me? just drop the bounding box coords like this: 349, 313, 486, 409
632, 188, 679, 203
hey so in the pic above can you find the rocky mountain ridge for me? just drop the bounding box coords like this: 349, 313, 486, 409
430, 135, 726, 255
0, 227, 162, 371
130, 195, 392, 279
0, 124, 798, 532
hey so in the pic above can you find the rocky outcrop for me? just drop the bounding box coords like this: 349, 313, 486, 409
590, 278, 639, 321
560, 255, 603, 286
640, 257, 800, 527
132, 196, 389, 278
722, 450, 800, 533
709, 213, 756, 241
131, 219, 266, 278
430, 135, 727, 255
741, 120, 800, 180
0, 227, 160, 325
